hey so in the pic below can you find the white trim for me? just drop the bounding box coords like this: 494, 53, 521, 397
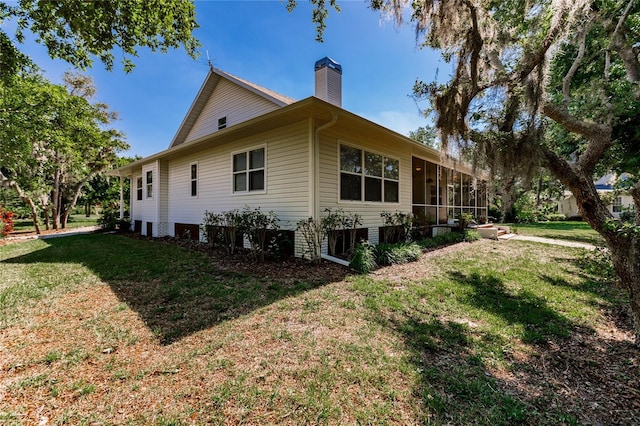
230, 144, 267, 195
337, 141, 401, 205
190, 161, 199, 198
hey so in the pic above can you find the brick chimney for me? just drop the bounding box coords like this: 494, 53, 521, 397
314, 57, 342, 107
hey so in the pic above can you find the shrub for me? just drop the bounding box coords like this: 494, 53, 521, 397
545, 213, 567, 222
322, 208, 362, 256
99, 207, 129, 232
237, 206, 280, 262
296, 217, 323, 263
349, 241, 377, 274
418, 231, 465, 249
620, 207, 636, 224
0, 206, 14, 237
463, 229, 481, 242
515, 210, 539, 223
380, 211, 413, 243
376, 242, 422, 266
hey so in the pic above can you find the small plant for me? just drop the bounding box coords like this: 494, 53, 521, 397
463, 229, 481, 242
0, 205, 14, 237
578, 247, 616, 284
296, 217, 323, 263
376, 242, 422, 266
349, 241, 377, 274
322, 208, 362, 256
237, 206, 279, 262
98, 207, 129, 232
380, 211, 413, 243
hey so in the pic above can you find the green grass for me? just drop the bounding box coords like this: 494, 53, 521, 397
507, 221, 605, 246
11, 214, 99, 232
0, 234, 633, 425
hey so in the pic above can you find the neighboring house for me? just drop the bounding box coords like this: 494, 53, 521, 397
113, 57, 488, 257
558, 173, 634, 219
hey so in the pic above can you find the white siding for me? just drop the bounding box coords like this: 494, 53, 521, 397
318, 128, 413, 245
138, 162, 158, 236
167, 121, 311, 234
184, 79, 282, 143
131, 171, 143, 224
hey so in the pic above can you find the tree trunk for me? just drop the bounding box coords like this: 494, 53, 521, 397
0, 171, 41, 234
51, 167, 61, 230
543, 146, 640, 344
608, 235, 640, 344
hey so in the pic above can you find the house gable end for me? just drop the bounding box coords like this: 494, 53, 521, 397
169, 68, 296, 149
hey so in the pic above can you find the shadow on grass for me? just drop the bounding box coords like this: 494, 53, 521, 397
449, 271, 573, 343
1, 234, 347, 344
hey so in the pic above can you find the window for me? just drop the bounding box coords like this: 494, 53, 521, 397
190, 163, 198, 197
233, 147, 265, 193
340, 144, 399, 202
613, 196, 623, 213
146, 170, 153, 199
218, 116, 227, 130
136, 177, 143, 201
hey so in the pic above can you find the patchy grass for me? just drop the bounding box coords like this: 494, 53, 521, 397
10, 214, 99, 233
0, 235, 637, 425
509, 221, 605, 246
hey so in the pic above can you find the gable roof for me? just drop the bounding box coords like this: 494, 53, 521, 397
169, 67, 296, 148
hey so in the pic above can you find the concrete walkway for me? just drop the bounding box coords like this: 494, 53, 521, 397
508, 234, 597, 250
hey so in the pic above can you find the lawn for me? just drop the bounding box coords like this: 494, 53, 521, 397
0, 234, 637, 425
11, 214, 99, 233
507, 221, 606, 246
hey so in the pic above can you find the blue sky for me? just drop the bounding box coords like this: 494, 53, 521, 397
7, 0, 444, 158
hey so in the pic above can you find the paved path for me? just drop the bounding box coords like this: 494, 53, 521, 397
508, 234, 597, 250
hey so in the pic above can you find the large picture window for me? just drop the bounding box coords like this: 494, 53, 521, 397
233, 147, 265, 193
340, 145, 399, 202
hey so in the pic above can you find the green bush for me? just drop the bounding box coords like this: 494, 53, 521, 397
99, 207, 129, 232
376, 242, 422, 266
418, 231, 465, 249
545, 213, 567, 222
463, 229, 481, 242
349, 241, 377, 274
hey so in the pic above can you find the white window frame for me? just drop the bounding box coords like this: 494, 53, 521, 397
145, 170, 153, 199
231, 145, 267, 195
338, 142, 400, 204
612, 195, 623, 213
136, 176, 143, 201
190, 162, 198, 198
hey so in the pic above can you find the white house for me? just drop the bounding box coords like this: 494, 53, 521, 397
558, 173, 634, 219
113, 58, 488, 256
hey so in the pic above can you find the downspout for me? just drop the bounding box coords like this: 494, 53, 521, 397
313, 112, 338, 220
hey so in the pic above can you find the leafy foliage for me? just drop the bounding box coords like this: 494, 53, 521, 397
1, 0, 199, 73
349, 241, 377, 274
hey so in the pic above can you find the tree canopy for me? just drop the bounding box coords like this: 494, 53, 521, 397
0, 0, 199, 74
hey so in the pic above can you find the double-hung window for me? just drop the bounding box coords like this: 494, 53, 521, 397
190, 163, 198, 197
613, 196, 623, 213
146, 171, 153, 199
233, 147, 265, 193
136, 177, 143, 201
340, 144, 399, 202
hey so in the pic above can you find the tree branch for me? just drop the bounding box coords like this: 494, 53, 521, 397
542, 102, 612, 173
609, 0, 640, 83
563, 23, 590, 106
